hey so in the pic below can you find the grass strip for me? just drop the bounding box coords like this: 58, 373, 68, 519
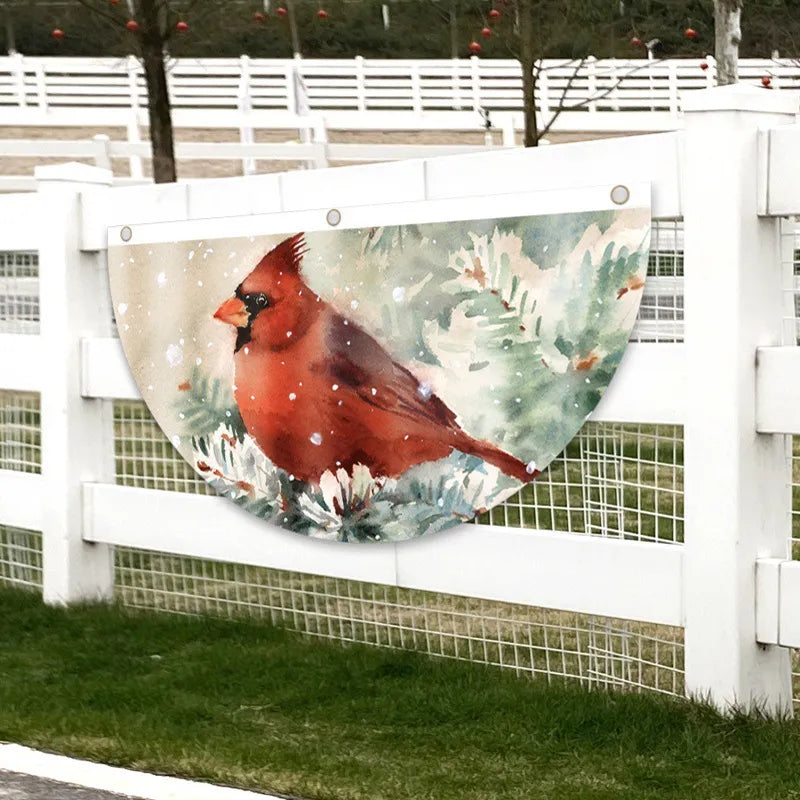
1, 587, 799, 800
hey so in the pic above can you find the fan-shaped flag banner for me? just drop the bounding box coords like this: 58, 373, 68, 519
109, 185, 650, 542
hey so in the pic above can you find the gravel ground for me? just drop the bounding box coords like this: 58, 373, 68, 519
0, 771, 141, 800
0, 125, 632, 181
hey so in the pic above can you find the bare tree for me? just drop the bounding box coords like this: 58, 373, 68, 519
518, 0, 537, 146
74, 0, 207, 182
137, 0, 176, 182
715, 0, 742, 84
502, 0, 661, 147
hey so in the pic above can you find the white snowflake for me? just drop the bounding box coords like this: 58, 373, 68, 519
165, 343, 183, 367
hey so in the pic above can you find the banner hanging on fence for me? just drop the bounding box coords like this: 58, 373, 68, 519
108, 183, 650, 542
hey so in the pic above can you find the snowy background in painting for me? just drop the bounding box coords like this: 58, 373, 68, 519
109, 207, 650, 542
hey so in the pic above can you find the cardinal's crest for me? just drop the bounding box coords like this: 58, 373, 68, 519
109, 195, 651, 542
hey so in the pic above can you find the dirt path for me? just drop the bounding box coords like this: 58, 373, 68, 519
0, 126, 632, 182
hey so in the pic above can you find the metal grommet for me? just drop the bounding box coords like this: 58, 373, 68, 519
326, 208, 341, 227
610, 184, 630, 206
120, 225, 133, 242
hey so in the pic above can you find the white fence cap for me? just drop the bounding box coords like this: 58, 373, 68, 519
681, 83, 800, 116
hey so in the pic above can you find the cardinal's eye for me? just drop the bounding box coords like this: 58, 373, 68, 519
254, 293, 268, 307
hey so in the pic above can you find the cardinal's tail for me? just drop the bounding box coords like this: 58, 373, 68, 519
455, 433, 538, 483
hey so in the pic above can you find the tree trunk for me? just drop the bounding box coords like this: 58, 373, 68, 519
139, 0, 176, 183
449, 0, 458, 60
3, 4, 16, 54
715, 0, 742, 85
286, 0, 301, 56
519, 0, 538, 146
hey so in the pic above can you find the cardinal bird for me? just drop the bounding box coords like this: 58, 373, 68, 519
213, 233, 536, 484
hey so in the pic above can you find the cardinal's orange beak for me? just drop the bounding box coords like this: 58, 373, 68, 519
213, 296, 249, 328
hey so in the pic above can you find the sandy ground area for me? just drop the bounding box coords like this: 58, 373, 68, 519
0, 125, 634, 182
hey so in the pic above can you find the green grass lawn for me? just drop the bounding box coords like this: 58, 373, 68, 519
1, 588, 800, 800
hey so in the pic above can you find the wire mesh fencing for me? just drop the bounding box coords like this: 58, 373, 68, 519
0, 251, 39, 335
476, 422, 683, 543
0, 390, 41, 474
0, 526, 42, 591
114, 400, 213, 494
114, 545, 685, 696
631, 219, 683, 344
779, 216, 800, 701
782, 219, 800, 557
110, 397, 687, 695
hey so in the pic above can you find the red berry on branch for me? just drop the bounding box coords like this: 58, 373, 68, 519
276, 6, 287, 16
762, 75, 772, 87
253, 11, 266, 22
630, 36, 642, 47
316, 8, 328, 18
685, 27, 697, 39
51, 27, 65, 40
488, 8, 500, 19
700, 61, 709, 71
468, 41, 482, 54
126, 19, 140, 32
175, 20, 188, 32
481, 26, 492, 37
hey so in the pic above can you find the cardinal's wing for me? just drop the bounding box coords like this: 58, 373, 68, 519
317, 312, 458, 429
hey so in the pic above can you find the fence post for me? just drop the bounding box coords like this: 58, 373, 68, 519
91, 135, 112, 172
586, 56, 597, 113
452, 57, 463, 111
355, 55, 366, 112
238, 54, 256, 176
470, 55, 481, 112
11, 50, 26, 108
310, 116, 328, 169
705, 55, 715, 88
681, 85, 799, 714
538, 68, 550, 128
607, 59, 620, 112
36, 162, 116, 606
411, 64, 423, 114
500, 114, 516, 147
34, 61, 47, 112
125, 55, 144, 181
667, 61, 678, 117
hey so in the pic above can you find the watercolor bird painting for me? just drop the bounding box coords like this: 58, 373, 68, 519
213, 233, 537, 485
109, 206, 650, 542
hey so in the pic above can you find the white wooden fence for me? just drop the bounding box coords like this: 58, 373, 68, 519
1, 83, 800, 714
3, 54, 800, 133
0, 123, 514, 192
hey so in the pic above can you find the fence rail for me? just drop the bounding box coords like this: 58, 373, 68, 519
1, 85, 800, 713
2, 55, 800, 131
0, 133, 510, 192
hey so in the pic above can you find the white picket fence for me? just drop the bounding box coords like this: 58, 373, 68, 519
1, 83, 800, 714
3, 54, 800, 133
